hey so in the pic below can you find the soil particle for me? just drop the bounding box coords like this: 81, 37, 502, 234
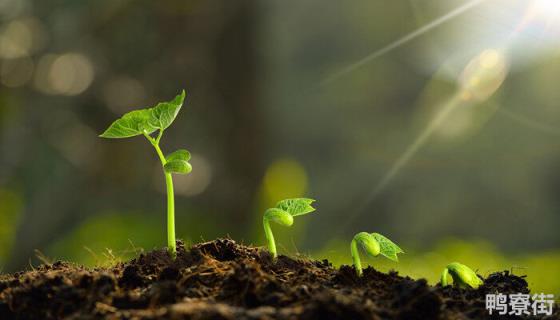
0, 238, 557, 319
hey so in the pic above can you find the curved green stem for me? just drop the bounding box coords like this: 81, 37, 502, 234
263, 217, 277, 258
262, 208, 294, 259
350, 232, 381, 276
350, 238, 362, 276
441, 267, 449, 286
145, 131, 176, 259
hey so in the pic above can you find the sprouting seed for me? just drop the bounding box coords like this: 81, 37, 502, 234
440, 262, 483, 289
263, 198, 316, 259
350, 232, 403, 276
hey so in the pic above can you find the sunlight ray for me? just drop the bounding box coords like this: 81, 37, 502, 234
337, 47, 509, 233
319, 0, 486, 86
337, 93, 463, 233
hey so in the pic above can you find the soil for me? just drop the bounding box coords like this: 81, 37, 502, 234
0, 238, 557, 320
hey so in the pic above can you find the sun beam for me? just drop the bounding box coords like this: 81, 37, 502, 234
319, 0, 486, 87
337, 48, 509, 234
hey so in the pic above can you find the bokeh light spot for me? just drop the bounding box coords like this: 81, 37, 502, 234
0, 20, 33, 58
0, 17, 47, 59
173, 154, 212, 197
48, 53, 94, 96
263, 158, 308, 202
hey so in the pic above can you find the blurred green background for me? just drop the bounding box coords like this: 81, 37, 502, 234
1, 0, 560, 296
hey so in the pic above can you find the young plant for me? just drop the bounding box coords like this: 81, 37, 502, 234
350, 232, 404, 276
99, 90, 191, 259
263, 198, 316, 259
440, 262, 483, 289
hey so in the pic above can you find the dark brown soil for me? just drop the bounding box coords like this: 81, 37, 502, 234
0, 238, 557, 320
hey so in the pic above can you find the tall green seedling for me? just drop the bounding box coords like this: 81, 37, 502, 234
351, 232, 403, 276
100, 90, 191, 258
263, 198, 316, 259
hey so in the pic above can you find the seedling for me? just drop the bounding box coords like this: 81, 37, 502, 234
100, 90, 191, 259
440, 262, 483, 289
350, 232, 403, 276
263, 198, 316, 259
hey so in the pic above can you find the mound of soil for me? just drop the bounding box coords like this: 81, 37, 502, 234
0, 238, 557, 319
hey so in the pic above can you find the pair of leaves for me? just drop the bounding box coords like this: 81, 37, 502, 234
264, 198, 315, 227
100, 90, 186, 139
164, 149, 192, 175
275, 198, 316, 216
359, 232, 404, 262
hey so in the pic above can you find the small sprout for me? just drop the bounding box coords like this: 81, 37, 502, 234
350, 232, 404, 276
440, 262, 483, 289
263, 198, 316, 259
100, 90, 190, 259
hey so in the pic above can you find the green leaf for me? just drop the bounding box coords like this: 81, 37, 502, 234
371, 233, 404, 262
164, 159, 192, 174
166, 149, 191, 163
99, 109, 158, 138
99, 90, 186, 139
149, 90, 186, 130
275, 198, 316, 216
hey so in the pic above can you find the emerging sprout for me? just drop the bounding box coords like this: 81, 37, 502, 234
100, 90, 190, 259
350, 232, 403, 276
263, 198, 316, 259
440, 262, 483, 289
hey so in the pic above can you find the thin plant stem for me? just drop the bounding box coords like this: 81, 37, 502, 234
145, 131, 177, 259
350, 238, 362, 276
263, 217, 277, 258
441, 267, 449, 286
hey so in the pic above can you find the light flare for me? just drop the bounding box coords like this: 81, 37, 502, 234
339, 93, 464, 232
319, 0, 486, 86
458, 49, 509, 102
340, 48, 509, 233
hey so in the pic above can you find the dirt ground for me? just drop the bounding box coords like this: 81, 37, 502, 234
0, 238, 557, 319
